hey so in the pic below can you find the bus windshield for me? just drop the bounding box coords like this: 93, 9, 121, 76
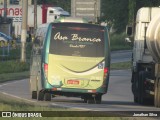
50, 24, 105, 57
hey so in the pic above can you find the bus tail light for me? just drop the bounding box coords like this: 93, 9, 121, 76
44, 63, 48, 78
104, 67, 109, 79
102, 67, 109, 88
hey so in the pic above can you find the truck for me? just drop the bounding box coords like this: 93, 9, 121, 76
126, 7, 160, 107
0, 4, 70, 38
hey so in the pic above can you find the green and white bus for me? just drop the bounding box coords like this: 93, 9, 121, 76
30, 19, 110, 104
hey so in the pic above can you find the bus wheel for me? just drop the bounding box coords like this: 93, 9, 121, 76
32, 91, 37, 99
37, 91, 44, 101
44, 93, 51, 101
95, 95, 102, 104
83, 98, 87, 103
134, 96, 138, 103
87, 99, 95, 104
87, 96, 95, 104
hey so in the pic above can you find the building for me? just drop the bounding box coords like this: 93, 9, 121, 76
0, 0, 32, 5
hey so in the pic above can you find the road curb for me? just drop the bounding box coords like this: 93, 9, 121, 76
0, 91, 49, 107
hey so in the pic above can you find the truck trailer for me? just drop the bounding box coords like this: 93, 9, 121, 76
126, 7, 160, 107
0, 5, 70, 38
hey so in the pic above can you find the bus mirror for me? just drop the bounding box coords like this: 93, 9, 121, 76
126, 25, 133, 36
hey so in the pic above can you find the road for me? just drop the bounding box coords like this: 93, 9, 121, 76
1, 50, 160, 112
111, 50, 132, 63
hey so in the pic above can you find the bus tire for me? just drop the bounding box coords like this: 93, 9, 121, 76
87, 96, 95, 104
37, 91, 44, 101
83, 98, 87, 103
134, 96, 138, 103
87, 99, 94, 104
95, 95, 102, 104
44, 93, 51, 101
32, 91, 37, 99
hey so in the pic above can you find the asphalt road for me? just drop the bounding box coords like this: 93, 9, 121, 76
0, 70, 160, 112
1, 50, 160, 112
111, 50, 132, 63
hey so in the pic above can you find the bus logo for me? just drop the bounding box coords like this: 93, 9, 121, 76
98, 63, 104, 69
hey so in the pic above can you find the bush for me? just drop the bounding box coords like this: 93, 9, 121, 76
0, 60, 30, 74
0, 43, 32, 61
110, 32, 132, 51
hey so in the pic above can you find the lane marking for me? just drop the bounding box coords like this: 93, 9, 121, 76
0, 79, 27, 87
51, 103, 97, 111
0, 79, 35, 103
1, 92, 36, 103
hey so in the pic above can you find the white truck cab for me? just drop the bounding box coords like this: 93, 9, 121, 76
126, 7, 160, 107
47, 7, 70, 23
133, 8, 160, 64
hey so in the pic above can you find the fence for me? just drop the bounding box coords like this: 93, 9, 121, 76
0, 40, 32, 61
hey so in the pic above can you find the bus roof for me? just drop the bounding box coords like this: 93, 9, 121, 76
54, 17, 89, 23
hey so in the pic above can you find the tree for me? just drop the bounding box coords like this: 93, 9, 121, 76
101, 0, 129, 33
37, 0, 71, 12
128, 0, 136, 24
128, 0, 160, 25
101, 0, 160, 33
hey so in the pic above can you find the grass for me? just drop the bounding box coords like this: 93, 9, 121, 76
111, 61, 131, 70
0, 60, 30, 74
0, 71, 29, 83
0, 60, 30, 83
0, 97, 129, 120
0, 91, 141, 120
110, 32, 132, 51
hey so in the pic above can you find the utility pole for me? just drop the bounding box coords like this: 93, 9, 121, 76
34, 0, 37, 36
94, 0, 97, 23
3, 0, 7, 22
71, 0, 76, 17
21, 0, 28, 62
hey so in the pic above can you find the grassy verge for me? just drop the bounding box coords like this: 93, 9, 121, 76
0, 60, 29, 74
0, 93, 140, 120
0, 60, 30, 83
0, 96, 124, 120
0, 71, 29, 83
110, 33, 132, 51
111, 61, 131, 70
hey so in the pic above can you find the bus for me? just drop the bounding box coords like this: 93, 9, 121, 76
30, 20, 110, 104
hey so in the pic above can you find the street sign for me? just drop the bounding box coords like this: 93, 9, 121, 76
71, 0, 101, 22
